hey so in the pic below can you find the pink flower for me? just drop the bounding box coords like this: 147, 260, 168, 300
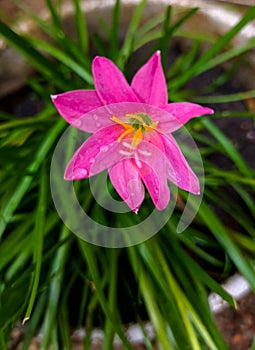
51, 51, 213, 213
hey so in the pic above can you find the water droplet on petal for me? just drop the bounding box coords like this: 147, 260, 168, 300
78, 154, 84, 161
93, 115, 98, 120
89, 158, 95, 164
100, 145, 108, 152
134, 208, 139, 214
96, 122, 101, 128
75, 119, 84, 128
75, 168, 88, 177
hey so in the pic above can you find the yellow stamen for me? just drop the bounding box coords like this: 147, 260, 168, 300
126, 113, 145, 125
132, 129, 143, 147
111, 113, 159, 147
111, 116, 130, 129
117, 127, 134, 142
144, 121, 159, 131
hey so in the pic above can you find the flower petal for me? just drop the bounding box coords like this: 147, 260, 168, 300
64, 125, 123, 180
131, 51, 168, 106
109, 159, 144, 213
161, 102, 214, 127
92, 56, 139, 104
139, 162, 170, 211
161, 133, 200, 194
137, 134, 170, 210
51, 90, 103, 131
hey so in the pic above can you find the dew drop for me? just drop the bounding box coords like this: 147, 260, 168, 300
100, 145, 108, 152
96, 122, 101, 128
74, 119, 82, 127
78, 154, 84, 161
75, 168, 88, 177
89, 158, 95, 164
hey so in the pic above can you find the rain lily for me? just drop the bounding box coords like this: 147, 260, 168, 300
51, 51, 213, 213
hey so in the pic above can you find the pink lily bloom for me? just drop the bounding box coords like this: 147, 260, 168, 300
51, 51, 213, 213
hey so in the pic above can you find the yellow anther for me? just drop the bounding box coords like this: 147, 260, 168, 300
144, 121, 159, 131
132, 128, 143, 147
110, 116, 130, 129
117, 127, 134, 142
111, 113, 159, 147
125, 113, 145, 125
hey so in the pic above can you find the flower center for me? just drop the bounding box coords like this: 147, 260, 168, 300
111, 113, 158, 147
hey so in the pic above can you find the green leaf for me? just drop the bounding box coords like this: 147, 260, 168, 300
0, 22, 72, 90
201, 118, 252, 177
198, 202, 255, 291
23, 165, 47, 321
0, 119, 65, 238
169, 6, 255, 91
0, 271, 31, 328
73, 0, 89, 54
117, 0, 147, 69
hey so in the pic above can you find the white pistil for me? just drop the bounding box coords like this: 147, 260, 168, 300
122, 141, 136, 150
138, 149, 152, 157
134, 152, 142, 168
119, 149, 133, 156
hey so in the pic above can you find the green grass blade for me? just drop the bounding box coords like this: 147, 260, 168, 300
103, 250, 119, 350
170, 6, 255, 91
201, 118, 252, 176
110, 0, 120, 60
23, 165, 47, 322
0, 119, 65, 238
140, 270, 175, 350
231, 182, 255, 217
45, 0, 62, 28
73, 0, 88, 54
0, 22, 72, 90
0, 330, 6, 350
41, 226, 71, 350
200, 37, 255, 77
79, 242, 133, 350
135, 12, 165, 42
28, 36, 93, 85
198, 202, 255, 291
15, 1, 91, 68
192, 89, 255, 103
117, 0, 147, 69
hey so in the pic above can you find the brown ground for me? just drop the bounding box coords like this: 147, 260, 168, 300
8, 292, 255, 350
215, 292, 255, 350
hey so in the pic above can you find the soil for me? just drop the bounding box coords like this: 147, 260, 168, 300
215, 292, 255, 350
7, 292, 255, 349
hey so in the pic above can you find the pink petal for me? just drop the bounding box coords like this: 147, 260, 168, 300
160, 133, 200, 194
137, 134, 170, 210
51, 90, 103, 131
140, 163, 170, 210
64, 125, 123, 180
92, 57, 139, 104
161, 102, 214, 127
131, 51, 168, 106
109, 159, 144, 213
